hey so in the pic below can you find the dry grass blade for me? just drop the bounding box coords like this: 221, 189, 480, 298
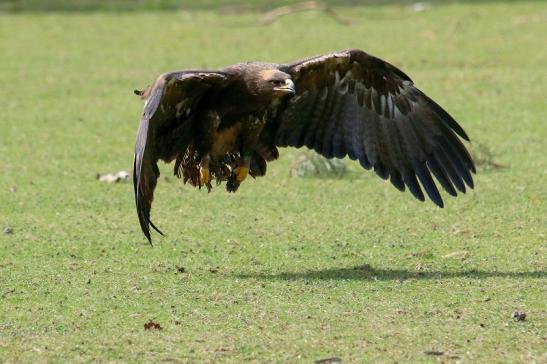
261, 1, 350, 26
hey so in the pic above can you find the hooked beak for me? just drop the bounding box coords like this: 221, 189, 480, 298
274, 79, 296, 94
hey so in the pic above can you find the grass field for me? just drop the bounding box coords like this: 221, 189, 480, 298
1, 1, 546, 362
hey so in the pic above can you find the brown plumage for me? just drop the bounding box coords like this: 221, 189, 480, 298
133, 49, 475, 243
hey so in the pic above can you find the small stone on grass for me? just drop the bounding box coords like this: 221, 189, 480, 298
512, 311, 526, 322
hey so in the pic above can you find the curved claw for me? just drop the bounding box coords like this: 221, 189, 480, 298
226, 175, 240, 193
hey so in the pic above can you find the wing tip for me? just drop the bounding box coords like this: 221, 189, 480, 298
134, 169, 163, 245
137, 201, 164, 244
137, 209, 164, 246
149, 219, 165, 236
431, 195, 445, 208
144, 229, 153, 246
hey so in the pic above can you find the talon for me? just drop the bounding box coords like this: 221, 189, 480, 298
234, 166, 249, 182
226, 174, 240, 193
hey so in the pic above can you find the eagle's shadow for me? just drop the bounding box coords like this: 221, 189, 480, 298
235, 266, 546, 281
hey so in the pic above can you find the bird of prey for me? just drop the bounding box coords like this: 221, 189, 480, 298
133, 49, 475, 243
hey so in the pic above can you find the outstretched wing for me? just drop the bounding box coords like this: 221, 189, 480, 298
273, 49, 475, 206
133, 71, 230, 243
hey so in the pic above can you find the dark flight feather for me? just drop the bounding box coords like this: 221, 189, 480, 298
133, 71, 229, 243
273, 49, 475, 208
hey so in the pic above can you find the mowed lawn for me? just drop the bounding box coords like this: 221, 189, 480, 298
1, 1, 546, 362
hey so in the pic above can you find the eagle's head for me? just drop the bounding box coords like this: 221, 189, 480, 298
252, 68, 296, 101
264, 70, 296, 96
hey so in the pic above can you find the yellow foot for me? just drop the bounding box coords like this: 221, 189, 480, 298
234, 166, 249, 182
199, 167, 210, 186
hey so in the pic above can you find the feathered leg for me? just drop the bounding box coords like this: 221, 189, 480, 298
234, 155, 251, 182
199, 154, 212, 192
226, 115, 267, 192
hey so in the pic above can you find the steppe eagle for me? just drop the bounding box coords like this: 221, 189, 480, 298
133, 49, 475, 243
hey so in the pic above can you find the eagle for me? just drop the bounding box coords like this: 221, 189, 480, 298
133, 49, 475, 243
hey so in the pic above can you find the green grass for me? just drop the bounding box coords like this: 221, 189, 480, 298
1, 1, 546, 362
2, 0, 539, 12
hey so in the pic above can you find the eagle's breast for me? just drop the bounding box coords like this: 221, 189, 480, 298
210, 121, 242, 157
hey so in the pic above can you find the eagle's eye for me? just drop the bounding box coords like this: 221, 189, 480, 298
270, 79, 284, 86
